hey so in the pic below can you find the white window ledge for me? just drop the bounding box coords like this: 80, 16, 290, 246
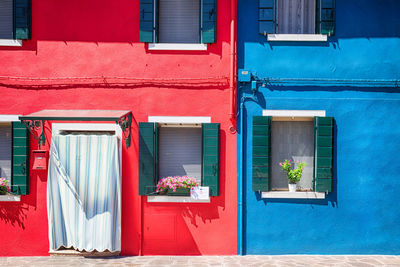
267, 34, 327, 42
148, 43, 207, 51
0, 39, 22, 47
0, 115, 21, 122
261, 191, 325, 199
148, 116, 211, 124
262, 110, 325, 117
0, 195, 21, 202
147, 196, 210, 203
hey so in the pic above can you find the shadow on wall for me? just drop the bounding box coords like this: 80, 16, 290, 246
0, 203, 29, 229
237, 0, 400, 68
254, 121, 338, 207
143, 129, 228, 255
0, 0, 229, 57
337, 0, 400, 38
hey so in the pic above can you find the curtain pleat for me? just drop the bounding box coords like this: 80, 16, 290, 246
47, 135, 121, 252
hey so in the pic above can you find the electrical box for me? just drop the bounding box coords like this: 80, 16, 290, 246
32, 150, 48, 170
238, 69, 251, 82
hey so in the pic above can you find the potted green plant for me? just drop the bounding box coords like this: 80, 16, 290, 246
156, 176, 199, 196
0, 178, 10, 195
280, 159, 306, 192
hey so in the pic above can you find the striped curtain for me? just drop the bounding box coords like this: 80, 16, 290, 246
47, 135, 121, 252
277, 0, 315, 34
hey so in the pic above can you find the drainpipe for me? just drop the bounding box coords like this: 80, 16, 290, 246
229, 0, 237, 121
238, 82, 258, 255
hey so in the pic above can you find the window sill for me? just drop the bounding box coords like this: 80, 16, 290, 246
147, 195, 210, 203
148, 43, 208, 51
0, 194, 21, 202
261, 191, 325, 199
267, 34, 327, 42
0, 39, 22, 47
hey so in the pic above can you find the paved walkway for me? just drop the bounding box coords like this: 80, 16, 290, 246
1, 255, 400, 267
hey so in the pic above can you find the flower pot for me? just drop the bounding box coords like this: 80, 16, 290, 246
288, 183, 297, 193
167, 187, 191, 196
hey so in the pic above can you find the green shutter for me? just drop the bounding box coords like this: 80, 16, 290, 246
11, 122, 29, 195
14, 0, 31, 39
201, 0, 217, 43
259, 0, 275, 35
140, 0, 154, 43
314, 117, 333, 192
202, 123, 220, 196
252, 116, 271, 191
316, 0, 335, 36
139, 122, 158, 195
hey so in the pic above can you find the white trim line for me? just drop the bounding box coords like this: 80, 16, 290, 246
0, 195, 21, 202
261, 191, 325, 199
0, 115, 21, 122
262, 110, 326, 117
148, 43, 208, 51
148, 116, 211, 124
267, 34, 327, 42
51, 123, 122, 137
0, 39, 22, 46
147, 196, 210, 203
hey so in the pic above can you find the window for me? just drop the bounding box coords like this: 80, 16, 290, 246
139, 119, 220, 197
252, 110, 334, 196
159, 127, 202, 184
0, 0, 31, 44
271, 119, 314, 190
0, 116, 30, 197
259, 0, 335, 38
140, 0, 217, 44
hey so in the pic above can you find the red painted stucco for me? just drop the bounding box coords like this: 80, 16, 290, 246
0, 0, 237, 256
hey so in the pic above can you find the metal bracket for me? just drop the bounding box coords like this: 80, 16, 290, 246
117, 112, 132, 149
21, 119, 46, 148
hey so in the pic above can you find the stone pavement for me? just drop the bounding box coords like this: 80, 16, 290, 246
1, 255, 400, 267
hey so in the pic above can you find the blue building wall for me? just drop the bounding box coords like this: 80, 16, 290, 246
237, 0, 400, 254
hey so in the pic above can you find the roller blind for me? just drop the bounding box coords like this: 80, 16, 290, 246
159, 127, 202, 184
159, 0, 200, 43
0, 0, 14, 39
0, 124, 12, 185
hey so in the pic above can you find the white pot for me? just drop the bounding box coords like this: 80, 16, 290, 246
288, 183, 297, 193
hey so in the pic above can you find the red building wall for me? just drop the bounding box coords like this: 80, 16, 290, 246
0, 0, 237, 256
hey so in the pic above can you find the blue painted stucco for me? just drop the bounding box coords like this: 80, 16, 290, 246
237, 0, 400, 254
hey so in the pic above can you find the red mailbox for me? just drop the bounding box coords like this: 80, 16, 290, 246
32, 150, 48, 170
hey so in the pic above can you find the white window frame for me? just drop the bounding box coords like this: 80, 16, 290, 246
267, 34, 327, 42
261, 110, 326, 199
147, 116, 211, 203
148, 0, 209, 50
0, 39, 22, 47
0, 115, 21, 202
148, 43, 208, 51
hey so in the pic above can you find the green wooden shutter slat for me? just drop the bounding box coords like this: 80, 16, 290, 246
202, 123, 220, 196
316, 0, 335, 36
11, 122, 29, 195
314, 116, 334, 192
201, 0, 217, 43
140, 0, 154, 43
252, 116, 271, 191
14, 0, 31, 40
259, 0, 275, 35
139, 122, 157, 195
